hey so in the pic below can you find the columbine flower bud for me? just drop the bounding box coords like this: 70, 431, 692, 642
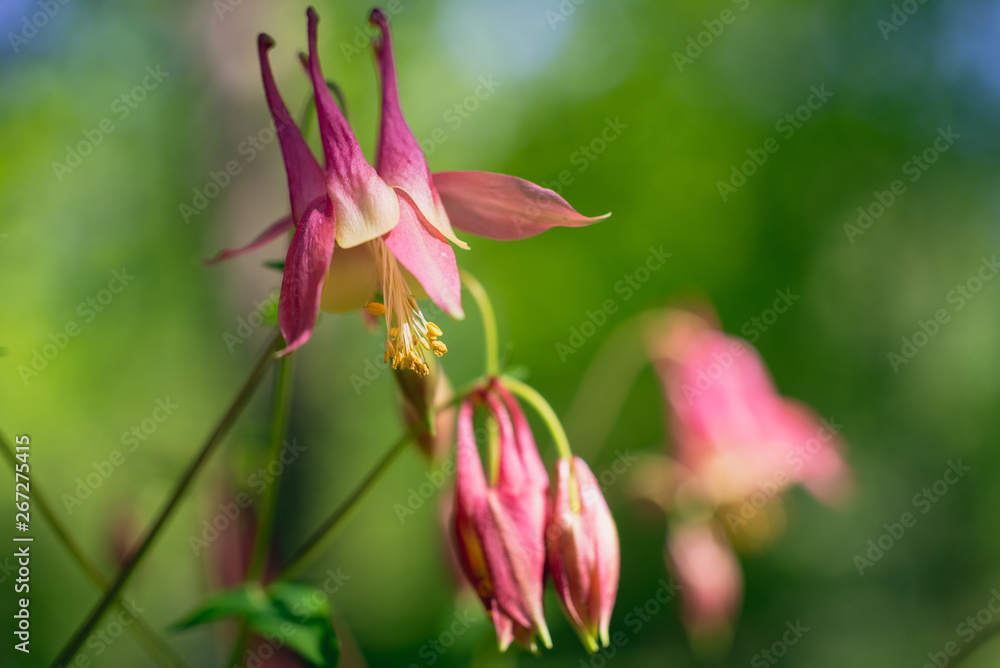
667, 521, 742, 640
546, 456, 620, 652
452, 384, 551, 652
396, 361, 454, 463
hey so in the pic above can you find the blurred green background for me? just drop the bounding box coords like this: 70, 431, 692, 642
3, 0, 1000, 666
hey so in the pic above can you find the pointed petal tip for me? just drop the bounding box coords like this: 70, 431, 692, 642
369, 7, 389, 27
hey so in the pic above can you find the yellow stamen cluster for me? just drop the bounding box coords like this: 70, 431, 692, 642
367, 239, 447, 375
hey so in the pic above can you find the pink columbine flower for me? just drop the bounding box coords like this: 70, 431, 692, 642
666, 521, 743, 638
644, 309, 850, 508
452, 382, 551, 652
213, 7, 608, 369
546, 456, 620, 653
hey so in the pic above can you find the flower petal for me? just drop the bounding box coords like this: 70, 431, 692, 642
369, 9, 469, 250
258, 34, 326, 226
278, 199, 336, 355
320, 244, 378, 313
306, 8, 399, 249
433, 171, 610, 240
206, 215, 293, 265
384, 195, 463, 319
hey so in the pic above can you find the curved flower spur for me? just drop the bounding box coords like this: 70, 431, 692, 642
211, 7, 609, 369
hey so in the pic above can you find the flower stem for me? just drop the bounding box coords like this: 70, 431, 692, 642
247, 349, 295, 578
459, 269, 499, 377
499, 375, 573, 460
228, 347, 295, 666
276, 379, 485, 581
52, 333, 282, 668
276, 421, 421, 581
0, 431, 190, 668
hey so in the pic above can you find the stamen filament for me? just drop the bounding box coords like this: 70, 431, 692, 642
367, 238, 446, 375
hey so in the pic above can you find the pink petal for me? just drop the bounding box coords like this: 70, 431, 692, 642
306, 8, 399, 249
258, 34, 326, 226
493, 382, 549, 489
278, 199, 336, 355
455, 400, 487, 503
384, 195, 464, 318
206, 215, 293, 265
432, 171, 610, 240
369, 9, 468, 250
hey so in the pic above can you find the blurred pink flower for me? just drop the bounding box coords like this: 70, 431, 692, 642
546, 456, 620, 653
452, 382, 551, 652
645, 309, 850, 508
667, 521, 742, 637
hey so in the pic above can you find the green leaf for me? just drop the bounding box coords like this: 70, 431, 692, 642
171, 583, 270, 631
172, 582, 340, 666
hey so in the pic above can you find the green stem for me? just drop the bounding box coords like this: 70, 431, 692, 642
499, 376, 573, 460
459, 269, 499, 377
276, 379, 486, 581
247, 350, 295, 578
276, 421, 421, 581
0, 432, 189, 668
229, 348, 295, 666
52, 333, 282, 668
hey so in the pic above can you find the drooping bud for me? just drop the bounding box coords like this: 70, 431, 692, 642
452, 386, 551, 652
667, 521, 743, 641
396, 359, 454, 463
546, 456, 620, 652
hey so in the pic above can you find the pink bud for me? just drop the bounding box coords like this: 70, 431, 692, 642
546, 456, 620, 652
667, 522, 743, 638
452, 384, 551, 652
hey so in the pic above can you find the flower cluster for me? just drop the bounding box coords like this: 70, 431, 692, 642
213, 8, 607, 371
452, 379, 619, 654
